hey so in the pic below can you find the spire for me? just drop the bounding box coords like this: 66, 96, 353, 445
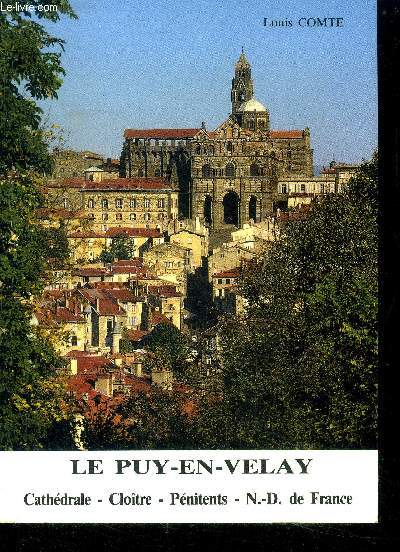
231, 50, 253, 115
235, 49, 250, 70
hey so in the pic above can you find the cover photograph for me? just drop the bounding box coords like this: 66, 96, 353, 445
0, 0, 378, 526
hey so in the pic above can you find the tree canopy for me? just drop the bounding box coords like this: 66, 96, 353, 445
99, 235, 135, 263
190, 155, 378, 449
0, 2, 77, 449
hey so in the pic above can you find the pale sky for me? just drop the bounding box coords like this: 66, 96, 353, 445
40, 0, 377, 167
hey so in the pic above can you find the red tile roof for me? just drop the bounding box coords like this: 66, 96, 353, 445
112, 259, 143, 267
125, 329, 149, 341
124, 128, 201, 139
213, 269, 240, 278
77, 289, 125, 316
53, 307, 85, 323
148, 285, 181, 298
106, 227, 162, 238
277, 204, 312, 222
82, 178, 174, 191
66, 350, 97, 358
35, 306, 84, 325
68, 228, 162, 239
75, 355, 114, 374
151, 312, 173, 326
270, 130, 304, 139
104, 288, 140, 302
49, 177, 174, 191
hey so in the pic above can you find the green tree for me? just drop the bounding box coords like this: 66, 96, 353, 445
192, 155, 378, 449
144, 323, 188, 364
83, 389, 190, 450
0, 2, 77, 449
99, 235, 135, 263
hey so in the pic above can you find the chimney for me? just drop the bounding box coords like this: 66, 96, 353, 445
95, 373, 113, 397
134, 362, 142, 378
151, 366, 173, 390
69, 358, 78, 375
111, 321, 122, 354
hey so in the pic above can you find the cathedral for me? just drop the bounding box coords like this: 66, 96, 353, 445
120, 51, 314, 229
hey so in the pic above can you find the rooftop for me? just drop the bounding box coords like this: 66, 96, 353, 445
124, 128, 201, 139
49, 177, 175, 191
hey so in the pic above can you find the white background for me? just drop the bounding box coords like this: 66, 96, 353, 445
0, 450, 378, 523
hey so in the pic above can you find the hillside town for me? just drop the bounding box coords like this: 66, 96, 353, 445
30, 53, 359, 438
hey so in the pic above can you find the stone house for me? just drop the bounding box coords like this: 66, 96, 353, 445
44, 176, 178, 232
143, 242, 194, 295
169, 229, 207, 269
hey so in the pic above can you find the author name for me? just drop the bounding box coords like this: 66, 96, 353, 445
263, 17, 344, 28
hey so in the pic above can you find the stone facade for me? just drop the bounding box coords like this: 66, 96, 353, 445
143, 243, 194, 295
51, 150, 120, 180
51, 150, 104, 179
44, 175, 179, 232
121, 52, 314, 228
278, 163, 358, 208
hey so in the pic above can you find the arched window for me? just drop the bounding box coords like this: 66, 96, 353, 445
223, 191, 239, 226
207, 146, 214, 155
249, 119, 255, 130
116, 213, 122, 221
101, 199, 108, 209
250, 163, 260, 176
204, 195, 212, 225
258, 119, 264, 128
138, 169, 144, 177
226, 141, 233, 153
196, 145, 202, 155
249, 196, 257, 221
225, 163, 235, 177
71, 335, 78, 347
202, 164, 212, 178
130, 213, 136, 220
87, 198, 94, 208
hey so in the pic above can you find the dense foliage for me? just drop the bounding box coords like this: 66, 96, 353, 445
0, 2, 77, 449
99, 235, 135, 263
83, 388, 190, 450
190, 155, 378, 449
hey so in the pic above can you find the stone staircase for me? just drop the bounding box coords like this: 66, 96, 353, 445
208, 224, 237, 252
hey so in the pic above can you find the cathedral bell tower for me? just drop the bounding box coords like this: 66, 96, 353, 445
231, 50, 270, 132
231, 49, 254, 116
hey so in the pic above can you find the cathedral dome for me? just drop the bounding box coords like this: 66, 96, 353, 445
237, 97, 267, 112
